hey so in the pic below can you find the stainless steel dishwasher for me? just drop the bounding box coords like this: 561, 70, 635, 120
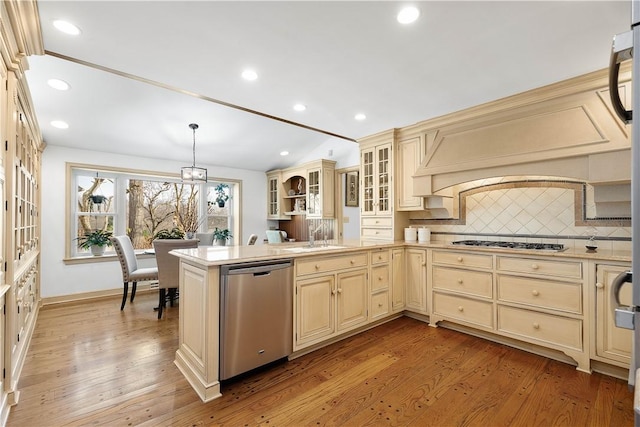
219, 259, 293, 380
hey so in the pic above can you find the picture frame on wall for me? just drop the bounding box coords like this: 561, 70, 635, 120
345, 171, 359, 207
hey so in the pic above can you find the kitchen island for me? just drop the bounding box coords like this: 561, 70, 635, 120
171, 239, 632, 402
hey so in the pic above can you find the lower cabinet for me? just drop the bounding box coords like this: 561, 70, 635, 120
370, 248, 391, 321
594, 263, 632, 367
405, 248, 427, 313
294, 251, 369, 351
391, 249, 405, 312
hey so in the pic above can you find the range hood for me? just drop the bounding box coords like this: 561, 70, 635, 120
409, 66, 632, 196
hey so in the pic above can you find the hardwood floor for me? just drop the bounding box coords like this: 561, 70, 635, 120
7, 292, 634, 426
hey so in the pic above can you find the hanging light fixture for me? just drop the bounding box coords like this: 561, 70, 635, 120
181, 123, 207, 183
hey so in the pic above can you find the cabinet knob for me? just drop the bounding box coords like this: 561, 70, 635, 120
457, 306, 464, 312
377, 255, 382, 260
350, 260, 355, 265
531, 264, 539, 270
314, 264, 320, 270
532, 322, 540, 330
337, 288, 343, 293
332, 289, 337, 295
378, 276, 383, 281
457, 279, 463, 284
457, 256, 463, 262
378, 302, 384, 307
531, 290, 539, 296
421, 262, 426, 267
595, 282, 604, 289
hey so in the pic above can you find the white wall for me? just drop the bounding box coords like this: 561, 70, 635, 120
41, 145, 269, 299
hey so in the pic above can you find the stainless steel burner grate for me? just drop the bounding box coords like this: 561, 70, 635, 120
451, 240, 566, 251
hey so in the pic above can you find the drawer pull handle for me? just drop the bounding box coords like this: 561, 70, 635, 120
457, 306, 464, 312
595, 282, 604, 289
532, 322, 540, 330
457, 256, 463, 262
457, 279, 463, 284
531, 264, 539, 270
532, 290, 539, 296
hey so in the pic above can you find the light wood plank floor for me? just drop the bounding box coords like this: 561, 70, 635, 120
7, 292, 634, 426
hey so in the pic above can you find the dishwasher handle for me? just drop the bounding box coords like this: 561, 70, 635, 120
221, 259, 293, 276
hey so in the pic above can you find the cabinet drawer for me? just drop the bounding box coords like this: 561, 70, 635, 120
362, 227, 393, 239
362, 217, 393, 227
296, 252, 369, 276
496, 256, 582, 279
497, 305, 582, 351
371, 264, 390, 292
371, 249, 390, 265
433, 292, 493, 329
371, 291, 390, 319
497, 275, 582, 314
432, 250, 493, 269
432, 266, 493, 298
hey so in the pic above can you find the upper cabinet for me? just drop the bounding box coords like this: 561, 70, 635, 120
360, 134, 393, 217
396, 135, 426, 211
266, 159, 335, 220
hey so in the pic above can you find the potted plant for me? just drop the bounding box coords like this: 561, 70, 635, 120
212, 227, 232, 246
153, 228, 185, 240
214, 183, 230, 207
76, 229, 113, 256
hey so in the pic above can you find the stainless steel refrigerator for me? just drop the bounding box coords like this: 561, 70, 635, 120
610, 1, 640, 424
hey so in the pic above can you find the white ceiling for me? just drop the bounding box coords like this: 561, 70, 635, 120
25, 1, 630, 172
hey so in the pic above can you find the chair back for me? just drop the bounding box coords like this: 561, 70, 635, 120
247, 234, 258, 245
266, 230, 284, 244
153, 239, 198, 289
111, 235, 138, 281
195, 232, 214, 246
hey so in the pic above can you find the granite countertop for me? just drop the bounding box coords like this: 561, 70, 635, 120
170, 239, 631, 267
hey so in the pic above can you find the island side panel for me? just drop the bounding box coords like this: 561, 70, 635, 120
174, 259, 222, 402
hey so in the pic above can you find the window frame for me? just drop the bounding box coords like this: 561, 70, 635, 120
65, 163, 241, 261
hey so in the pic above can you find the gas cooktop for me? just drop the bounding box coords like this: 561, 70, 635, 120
451, 240, 566, 251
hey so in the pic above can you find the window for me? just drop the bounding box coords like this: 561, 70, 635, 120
69, 165, 238, 258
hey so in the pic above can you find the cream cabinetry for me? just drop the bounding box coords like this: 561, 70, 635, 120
306, 160, 335, 219
431, 250, 494, 329
266, 159, 335, 220
429, 249, 589, 372
396, 135, 426, 211
295, 251, 368, 350
593, 263, 632, 368
405, 248, 427, 314
370, 248, 390, 320
391, 248, 405, 312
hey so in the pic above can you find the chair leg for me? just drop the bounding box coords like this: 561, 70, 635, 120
130, 281, 138, 302
158, 288, 166, 319
121, 282, 129, 310
169, 288, 177, 307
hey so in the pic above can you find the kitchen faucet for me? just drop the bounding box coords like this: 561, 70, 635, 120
308, 221, 328, 247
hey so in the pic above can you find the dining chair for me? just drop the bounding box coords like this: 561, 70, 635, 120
152, 239, 198, 319
111, 235, 159, 311
195, 232, 214, 246
266, 230, 284, 244
247, 234, 258, 245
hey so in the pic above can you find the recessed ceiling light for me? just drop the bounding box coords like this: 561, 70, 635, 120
280, 151, 289, 156
47, 78, 70, 91
50, 120, 69, 129
397, 6, 420, 24
241, 69, 258, 81
53, 20, 81, 35
293, 104, 306, 112
355, 113, 367, 121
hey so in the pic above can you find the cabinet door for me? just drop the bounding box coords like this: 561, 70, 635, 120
397, 137, 425, 211
376, 144, 392, 216
391, 249, 405, 311
306, 168, 321, 217
361, 148, 376, 216
336, 269, 368, 332
405, 249, 427, 313
267, 174, 280, 219
595, 264, 632, 366
296, 275, 335, 345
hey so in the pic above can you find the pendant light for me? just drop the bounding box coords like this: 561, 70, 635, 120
181, 123, 207, 183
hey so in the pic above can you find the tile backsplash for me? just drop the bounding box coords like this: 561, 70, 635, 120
411, 183, 631, 251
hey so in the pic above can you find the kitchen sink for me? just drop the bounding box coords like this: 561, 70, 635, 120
281, 245, 347, 253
